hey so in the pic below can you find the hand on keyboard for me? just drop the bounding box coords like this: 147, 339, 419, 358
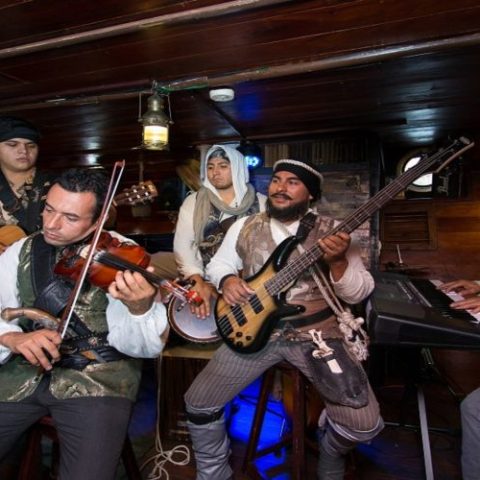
448, 296, 480, 315
439, 279, 480, 298
435, 279, 480, 319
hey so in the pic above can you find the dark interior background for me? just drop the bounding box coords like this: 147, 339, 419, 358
1, 0, 480, 278
1, 4, 480, 469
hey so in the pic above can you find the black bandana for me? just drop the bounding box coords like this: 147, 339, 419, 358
0, 116, 40, 143
273, 159, 323, 200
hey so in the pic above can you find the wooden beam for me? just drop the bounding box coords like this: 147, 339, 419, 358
0, 0, 294, 59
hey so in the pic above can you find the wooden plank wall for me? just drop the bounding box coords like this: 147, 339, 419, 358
380, 136, 480, 281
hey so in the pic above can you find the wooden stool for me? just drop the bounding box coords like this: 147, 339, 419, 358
18, 415, 142, 480
243, 362, 320, 479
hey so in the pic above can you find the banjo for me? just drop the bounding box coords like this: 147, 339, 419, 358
167, 296, 220, 343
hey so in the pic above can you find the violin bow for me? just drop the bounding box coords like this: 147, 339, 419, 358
57, 160, 126, 339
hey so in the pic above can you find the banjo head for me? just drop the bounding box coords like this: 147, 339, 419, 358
167, 296, 220, 344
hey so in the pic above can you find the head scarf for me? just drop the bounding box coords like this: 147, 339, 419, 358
201, 144, 250, 203
194, 144, 256, 246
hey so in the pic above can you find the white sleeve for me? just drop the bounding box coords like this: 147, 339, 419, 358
205, 217, 248, 289
0, 239, 27, 363
105, 296, 168, 358
330, 247, 375, 304
173, 193, 204, 279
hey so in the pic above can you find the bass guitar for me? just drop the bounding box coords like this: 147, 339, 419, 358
214, 137, 475, 353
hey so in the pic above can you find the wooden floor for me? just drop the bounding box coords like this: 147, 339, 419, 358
126, 349, 465, 480
0, 349, 468, 480
131, 383, 463, 480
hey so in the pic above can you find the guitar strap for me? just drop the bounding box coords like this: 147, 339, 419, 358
295, 211, 317, 242
24, 170, 53, 234
283, 212, 370, 362
0, 168, 21, 215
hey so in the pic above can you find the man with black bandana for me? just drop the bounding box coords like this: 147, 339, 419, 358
185, 159, 383, 480
0, 168, 168, 480
0, 116, 54, 249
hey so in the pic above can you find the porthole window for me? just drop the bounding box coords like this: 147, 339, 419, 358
397, 148, 433, 193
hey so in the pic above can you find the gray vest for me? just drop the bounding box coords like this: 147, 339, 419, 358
235, 212, 342, 335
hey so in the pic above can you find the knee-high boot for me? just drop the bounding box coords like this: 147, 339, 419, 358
317, 415, 384, 480
186, 411, 233, 480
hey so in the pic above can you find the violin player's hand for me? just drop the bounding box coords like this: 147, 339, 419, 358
0, 329, 61, 370
108, 267, 157, 315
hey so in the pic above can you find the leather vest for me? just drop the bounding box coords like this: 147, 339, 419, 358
235, 212, 342, 336
198, 194, 261, 267
0, 234, 142, 402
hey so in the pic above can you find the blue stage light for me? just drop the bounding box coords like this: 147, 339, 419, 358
227, 378, 290, 479
245, 154, 262, 169
237, 140, 263, 169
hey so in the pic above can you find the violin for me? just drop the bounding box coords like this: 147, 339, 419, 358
54, 231, 202, 306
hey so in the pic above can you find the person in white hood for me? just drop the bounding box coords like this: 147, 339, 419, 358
173, 144, 266, 318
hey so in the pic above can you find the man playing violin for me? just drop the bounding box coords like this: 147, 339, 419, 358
0, 168, 168, 480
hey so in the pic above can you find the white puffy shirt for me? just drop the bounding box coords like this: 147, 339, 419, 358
206, 214, 374, 304
0, 233, 168, 364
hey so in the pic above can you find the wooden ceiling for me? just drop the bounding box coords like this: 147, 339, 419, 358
1, 0, 480, 169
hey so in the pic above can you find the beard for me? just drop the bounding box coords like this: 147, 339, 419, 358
266, 196, 310, 222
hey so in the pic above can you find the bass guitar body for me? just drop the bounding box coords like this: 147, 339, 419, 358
214, 236, 305, 354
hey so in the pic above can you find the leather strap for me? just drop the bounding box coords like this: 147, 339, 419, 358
277, 306, 334, 329
295, 211, 317, 241
186, 408, 224, 425
56, 348, 130, 370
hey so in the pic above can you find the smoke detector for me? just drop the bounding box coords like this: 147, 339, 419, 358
209, 88, 235, 102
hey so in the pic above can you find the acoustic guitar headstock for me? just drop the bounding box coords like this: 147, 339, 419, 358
114, 180, 158, 206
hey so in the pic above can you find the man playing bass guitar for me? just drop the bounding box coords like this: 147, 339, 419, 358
184, 159, 383, 480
